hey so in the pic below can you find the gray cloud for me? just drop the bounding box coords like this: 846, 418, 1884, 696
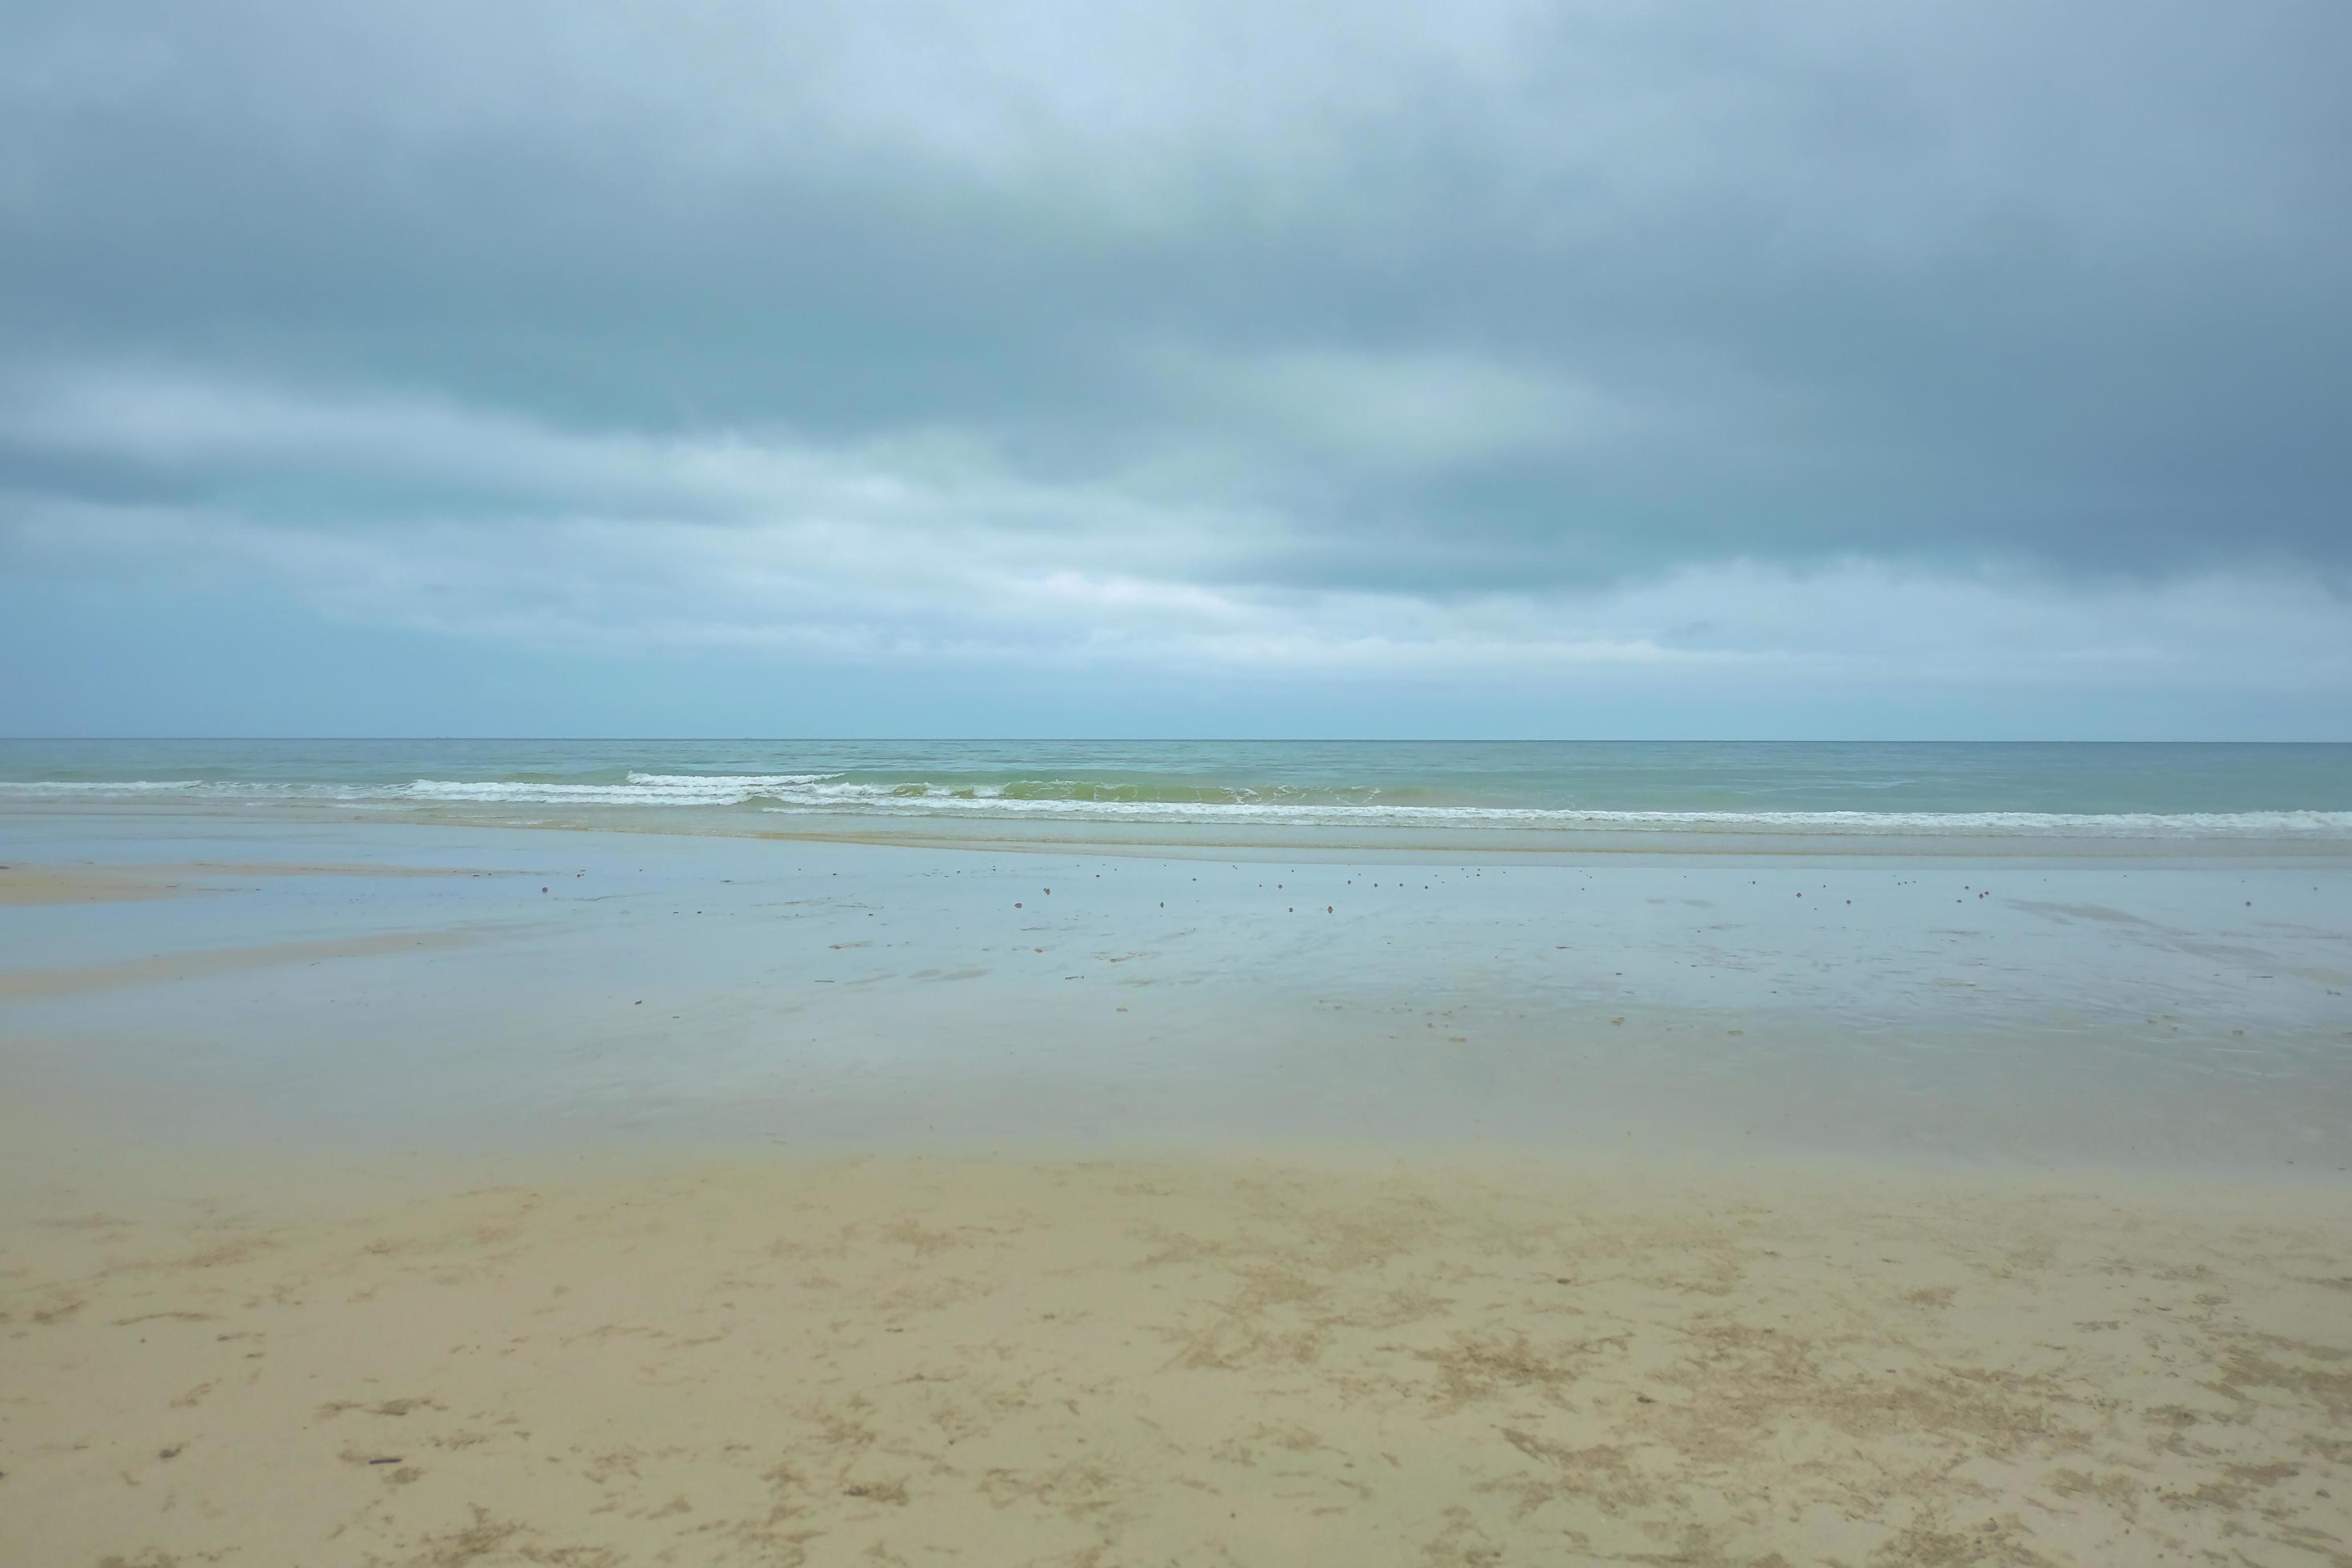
2, 0, 2348, 715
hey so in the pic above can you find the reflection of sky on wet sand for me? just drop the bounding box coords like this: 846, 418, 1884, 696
2, 814, 2346, 1179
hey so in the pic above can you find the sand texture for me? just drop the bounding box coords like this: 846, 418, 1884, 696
0, 861, 530, 908
0, 930, 486, 1005
4, 1154, 2347, 1566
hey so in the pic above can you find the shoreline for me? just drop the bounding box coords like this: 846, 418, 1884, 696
10, 797, 2352, 862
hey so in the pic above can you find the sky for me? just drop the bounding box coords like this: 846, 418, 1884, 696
2, 1, 2348, 738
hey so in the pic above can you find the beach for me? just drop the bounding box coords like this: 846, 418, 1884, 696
12, 0, 2352, 1547
8, 1141, 2350, 1566
4, 794, 2350, 1564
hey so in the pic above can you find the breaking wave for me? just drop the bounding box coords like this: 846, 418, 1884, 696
6, 774, 2350, 838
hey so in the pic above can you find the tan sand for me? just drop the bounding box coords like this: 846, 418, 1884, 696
0, 930, 484, 1005
0, 864, 196, 906
0, 862, 526, 908
2, 1150, 2346, 1566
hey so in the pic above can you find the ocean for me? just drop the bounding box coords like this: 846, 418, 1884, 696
2, 738, 2348, 846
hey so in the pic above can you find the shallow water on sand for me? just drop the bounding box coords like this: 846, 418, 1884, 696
4, 812, 2346, 1178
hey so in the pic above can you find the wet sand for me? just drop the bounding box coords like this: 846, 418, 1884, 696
4, 818, 2345, 1173
0, 859, 532, 908
2, 813, 2348, 1563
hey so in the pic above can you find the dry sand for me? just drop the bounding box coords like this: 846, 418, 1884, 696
4, 1150, 2347, 1566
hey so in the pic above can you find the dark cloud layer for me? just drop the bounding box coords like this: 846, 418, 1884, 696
2, 1, 2348, 731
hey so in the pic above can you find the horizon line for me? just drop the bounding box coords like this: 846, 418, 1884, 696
4, 737, 2346, 747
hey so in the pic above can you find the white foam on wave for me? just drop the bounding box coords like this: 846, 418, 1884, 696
406, 773, 839, 805
745, 789, 2352, 837
622, 772, 837, 788
7, 775, 2351, 838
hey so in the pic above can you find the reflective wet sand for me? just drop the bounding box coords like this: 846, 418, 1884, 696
4, 814, 2346, 1173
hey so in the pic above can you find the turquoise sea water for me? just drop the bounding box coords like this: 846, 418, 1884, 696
2, 739, 2348, 841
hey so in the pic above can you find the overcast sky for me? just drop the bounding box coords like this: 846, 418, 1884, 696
3, 1, 2347, 738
